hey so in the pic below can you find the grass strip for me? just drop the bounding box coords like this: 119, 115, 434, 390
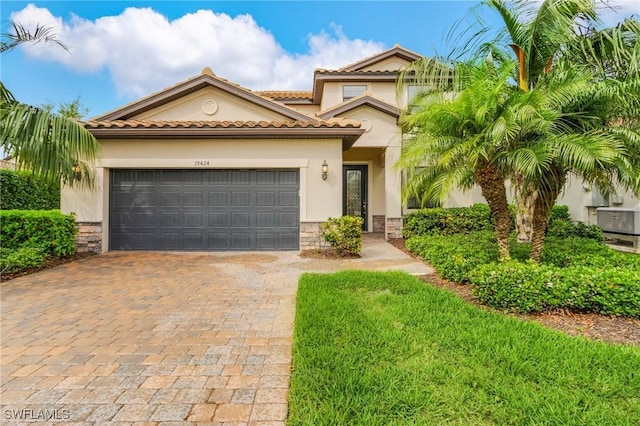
289, 271, 640, 425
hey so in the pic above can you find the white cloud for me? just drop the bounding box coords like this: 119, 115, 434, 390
10, 4, 385, 98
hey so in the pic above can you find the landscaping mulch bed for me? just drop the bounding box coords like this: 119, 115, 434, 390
389, 238, 640, 347
1, 252, 97, 282
299, 249, 360, 259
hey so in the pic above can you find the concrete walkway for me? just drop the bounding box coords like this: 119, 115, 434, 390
0, 236, 430, 424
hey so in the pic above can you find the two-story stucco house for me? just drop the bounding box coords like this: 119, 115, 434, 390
63, 46, 421, 252
62, 44, 640, 253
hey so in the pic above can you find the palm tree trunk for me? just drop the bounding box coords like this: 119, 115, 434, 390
475, 160, 511, 260
513, 173, 537, 243
530, 167, 566, 263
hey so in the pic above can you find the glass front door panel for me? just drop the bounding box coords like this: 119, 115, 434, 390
343, 165, 367, 230
346, 170, 362, 217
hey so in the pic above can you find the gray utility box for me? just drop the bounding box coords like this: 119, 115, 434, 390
597, 207, 640, 249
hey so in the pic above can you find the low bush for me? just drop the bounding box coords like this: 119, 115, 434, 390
0, 210, 77, 257
470, 262, 640, 316
403, 204, 493, 238
0, 247, 48, 274
321, 216, 363, 256
0, 169, 60, 210
546, 219, 603, 240
406, 231, 640, 317
405, 231, 498, 282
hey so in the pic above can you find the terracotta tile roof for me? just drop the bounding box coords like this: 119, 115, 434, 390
84, 119, 361, 129
255, 91, 313, 100
314, 69, 399, 76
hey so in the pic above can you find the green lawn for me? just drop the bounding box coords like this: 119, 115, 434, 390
289, 271, 640, 425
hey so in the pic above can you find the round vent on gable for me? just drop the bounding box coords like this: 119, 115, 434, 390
360, 119, 372, 132
202, 99, 218, 115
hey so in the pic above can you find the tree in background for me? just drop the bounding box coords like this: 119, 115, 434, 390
398, 0, 640, 262
0, 21, 99, 187
41, 97, 90, 120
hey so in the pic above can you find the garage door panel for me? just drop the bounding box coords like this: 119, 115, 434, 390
184, 192, 203, 206
231, 213, 250, 227
231, 233, 250, 249
279, 192, 298, 206
208, 212, 228, 227
257, 212, 276, 228
279, 212, 298, 228
256, 192, 275, 206
207, 233, 228, 249
256, 170, 276, 185
110, 169, 299, 250
231, 170, 250, 185
231, 192, 250, 206
279, 171, 298, 185
256, 234, 277, 249
209, 192, 227, 207
279, 233, 298, 249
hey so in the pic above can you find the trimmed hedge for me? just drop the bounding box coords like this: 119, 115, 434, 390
405, 231, 498, 282
0, 169, 60, 210
406, 231, 640, 316
0, 210, 77, 257
404, 203, 583, 238
403, 204, 494, 238
470, 262, 640, 316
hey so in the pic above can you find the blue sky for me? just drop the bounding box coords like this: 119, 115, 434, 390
2, 1, 638, 118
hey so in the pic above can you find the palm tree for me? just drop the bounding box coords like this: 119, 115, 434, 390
1, 21, 99, 187
398, 0, 640, 262
399, 60, 522, 260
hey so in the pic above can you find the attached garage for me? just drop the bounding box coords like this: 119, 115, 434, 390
110, 169, 299, 251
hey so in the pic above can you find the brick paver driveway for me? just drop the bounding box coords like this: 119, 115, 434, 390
1, 252, 297, 424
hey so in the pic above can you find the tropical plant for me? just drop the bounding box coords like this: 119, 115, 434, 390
398, 60, 519, 260
398, 0, 640, 262
0, 21, 99, 187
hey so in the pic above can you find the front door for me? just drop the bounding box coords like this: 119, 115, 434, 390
343, 165, 368, 231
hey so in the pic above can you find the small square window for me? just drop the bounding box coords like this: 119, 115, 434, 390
343, 85, 367, 101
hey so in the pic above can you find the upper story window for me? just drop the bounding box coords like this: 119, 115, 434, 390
342, 85, 367, 101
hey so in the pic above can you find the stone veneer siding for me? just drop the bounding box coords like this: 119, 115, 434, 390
386, 217, 403, 239
373, 215, 385, 233
76, 222, 102, 253
300, 221, 329, 251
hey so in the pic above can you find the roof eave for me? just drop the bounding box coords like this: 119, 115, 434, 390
86, 126, 365, 150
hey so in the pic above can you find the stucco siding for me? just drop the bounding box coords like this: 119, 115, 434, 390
338, 106, 400, 148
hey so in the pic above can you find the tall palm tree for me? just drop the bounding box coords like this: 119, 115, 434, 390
1, 21, 99, 187
399, 60, 521, 260
398, 0, 640, 262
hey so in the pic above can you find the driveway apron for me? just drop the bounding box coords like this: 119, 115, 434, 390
1, 252, 297, 424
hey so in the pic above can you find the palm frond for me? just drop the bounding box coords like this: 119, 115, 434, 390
1, 21, 69, 53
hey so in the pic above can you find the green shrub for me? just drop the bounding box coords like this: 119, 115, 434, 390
470, 262, 640, 316
0, 210, 77, 257
548, 205, 571, 222
321, 216, 363, 256
0, 170, 60, 210
546, 219, 603, 240
406, 231, 498, 282
470, 261, 554, 313
0, 247, 47, 273
403, 204, 494, 238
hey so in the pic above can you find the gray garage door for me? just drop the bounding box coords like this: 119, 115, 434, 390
110, 169, 299, 250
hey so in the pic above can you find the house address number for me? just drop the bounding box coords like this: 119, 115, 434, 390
194, 160, 210, 166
